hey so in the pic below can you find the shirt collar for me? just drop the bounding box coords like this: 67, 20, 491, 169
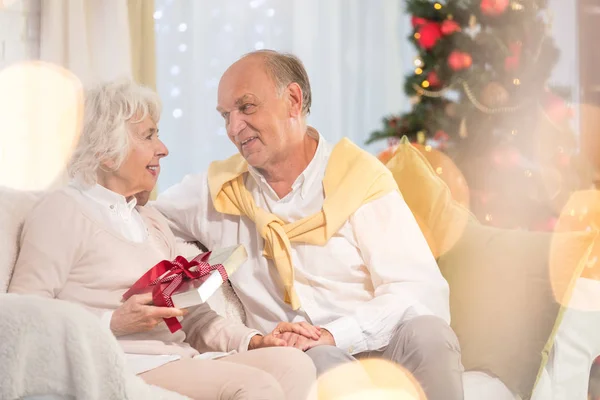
72, 180, 137, 214
248, 127, 327, 200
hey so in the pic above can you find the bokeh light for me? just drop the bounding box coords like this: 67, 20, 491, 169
550, 190, 600, 311
308, 358, 424, 400
0, 62, 83, 191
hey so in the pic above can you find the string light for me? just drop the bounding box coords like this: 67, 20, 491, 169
511, 129, 518, 135
422, 80, 430, 88
414, 33, 421, 39
513, 78, 521, 86
436, 167, 443, 175
415, 68, 423, 75
485, 214, 493, 222
511, 1, 524, 11
424, 145, 432, 152
414, 57, 424, 67
434, 3, 442, 10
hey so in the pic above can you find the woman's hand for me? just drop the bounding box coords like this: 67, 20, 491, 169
110, 293, 187, 336
248, 321, 321, 349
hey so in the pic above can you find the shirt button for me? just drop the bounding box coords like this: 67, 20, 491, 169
109, 205, 115, 209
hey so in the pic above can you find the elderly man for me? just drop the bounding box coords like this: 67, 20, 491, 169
155, 50, 463, 400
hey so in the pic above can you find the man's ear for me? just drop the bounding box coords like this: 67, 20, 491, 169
287, 82, 303, 118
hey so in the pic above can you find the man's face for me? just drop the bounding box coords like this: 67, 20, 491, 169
217, 57, 290, 169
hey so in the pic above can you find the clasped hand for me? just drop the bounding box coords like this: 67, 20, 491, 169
249, 321, 335, 351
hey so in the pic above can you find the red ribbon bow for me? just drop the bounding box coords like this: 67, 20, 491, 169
123, 252, 228, 333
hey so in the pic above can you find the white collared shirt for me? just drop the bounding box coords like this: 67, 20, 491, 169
155, 131, 450, 355
70, 180, 148, 243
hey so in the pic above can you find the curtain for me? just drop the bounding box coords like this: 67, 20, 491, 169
39, 0, 131, 86
154, 0, 410, 190
128, 0, 157, 90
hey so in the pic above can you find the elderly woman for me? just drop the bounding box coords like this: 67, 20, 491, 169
9, 79, 317, 400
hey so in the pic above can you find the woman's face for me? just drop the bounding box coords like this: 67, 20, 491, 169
107, 116, 168, 197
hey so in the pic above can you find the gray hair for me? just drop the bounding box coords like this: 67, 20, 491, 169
68, 79, 161, 185
244, 50, 312, 116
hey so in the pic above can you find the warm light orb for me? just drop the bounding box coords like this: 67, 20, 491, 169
550, 190, 600, 311
0, 62, 83, 191
308, 358, 424, 400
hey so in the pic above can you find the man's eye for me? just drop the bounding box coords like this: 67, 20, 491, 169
241, 104, 255, 113
221, 112, 230, 121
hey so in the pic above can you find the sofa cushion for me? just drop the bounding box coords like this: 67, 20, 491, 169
438, 224, 594, 398
385, 136, 472, 259
385, 139, 595, 398
0, 187, 43, 293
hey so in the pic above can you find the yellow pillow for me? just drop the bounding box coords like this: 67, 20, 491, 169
385, 138, 596, 397
385, 137, 472, 258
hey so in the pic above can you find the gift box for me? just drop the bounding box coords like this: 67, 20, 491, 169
123, 244, 247, 333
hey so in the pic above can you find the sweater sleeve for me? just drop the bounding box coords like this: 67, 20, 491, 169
8, 192, 87, 299
180, 303, 261, 354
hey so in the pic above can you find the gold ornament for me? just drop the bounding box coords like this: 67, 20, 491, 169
417, 131, 426, 144
469, 15, 477, 28
459, 117, 468, 138
511, 1, 524, 11
481, 82, 510, 108
415, 67, 423, 75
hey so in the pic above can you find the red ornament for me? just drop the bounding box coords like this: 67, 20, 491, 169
418, 22, 443, 50
480, 0, 509, 16
411, 16, 428, 28
448, 51, 472, 71
504, 42, 522, 72
462, 53, 473, 68
427, 71, 441, 87
441, 20, 461, 35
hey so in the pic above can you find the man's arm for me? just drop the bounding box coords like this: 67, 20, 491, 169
152, 172, 217, 244
321, 191, 451, 355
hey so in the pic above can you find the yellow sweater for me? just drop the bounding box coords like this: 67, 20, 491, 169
207, 138, 399, 309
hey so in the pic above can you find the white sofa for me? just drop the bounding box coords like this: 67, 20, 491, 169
1, 186, 598, 400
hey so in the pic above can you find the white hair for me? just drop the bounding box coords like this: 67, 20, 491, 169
68, 79, 162, 185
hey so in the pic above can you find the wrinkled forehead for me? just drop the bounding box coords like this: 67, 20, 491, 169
217, 58, 278, 107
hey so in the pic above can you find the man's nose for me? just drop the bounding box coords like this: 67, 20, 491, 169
228, 111, 247, 138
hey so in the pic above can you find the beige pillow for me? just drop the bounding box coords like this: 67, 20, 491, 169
438, 224, 593, 398
385, 137, 472, 258
385, 139, 595, 397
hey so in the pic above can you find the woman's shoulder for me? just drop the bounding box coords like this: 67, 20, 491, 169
25, 187, 92, 225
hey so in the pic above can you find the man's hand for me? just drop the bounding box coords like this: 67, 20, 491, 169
110, 293, 187, 337
248, 321, 321, 350
279, 328, 336, 351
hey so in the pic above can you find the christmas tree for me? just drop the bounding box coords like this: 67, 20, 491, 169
368, 0, 590, 231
